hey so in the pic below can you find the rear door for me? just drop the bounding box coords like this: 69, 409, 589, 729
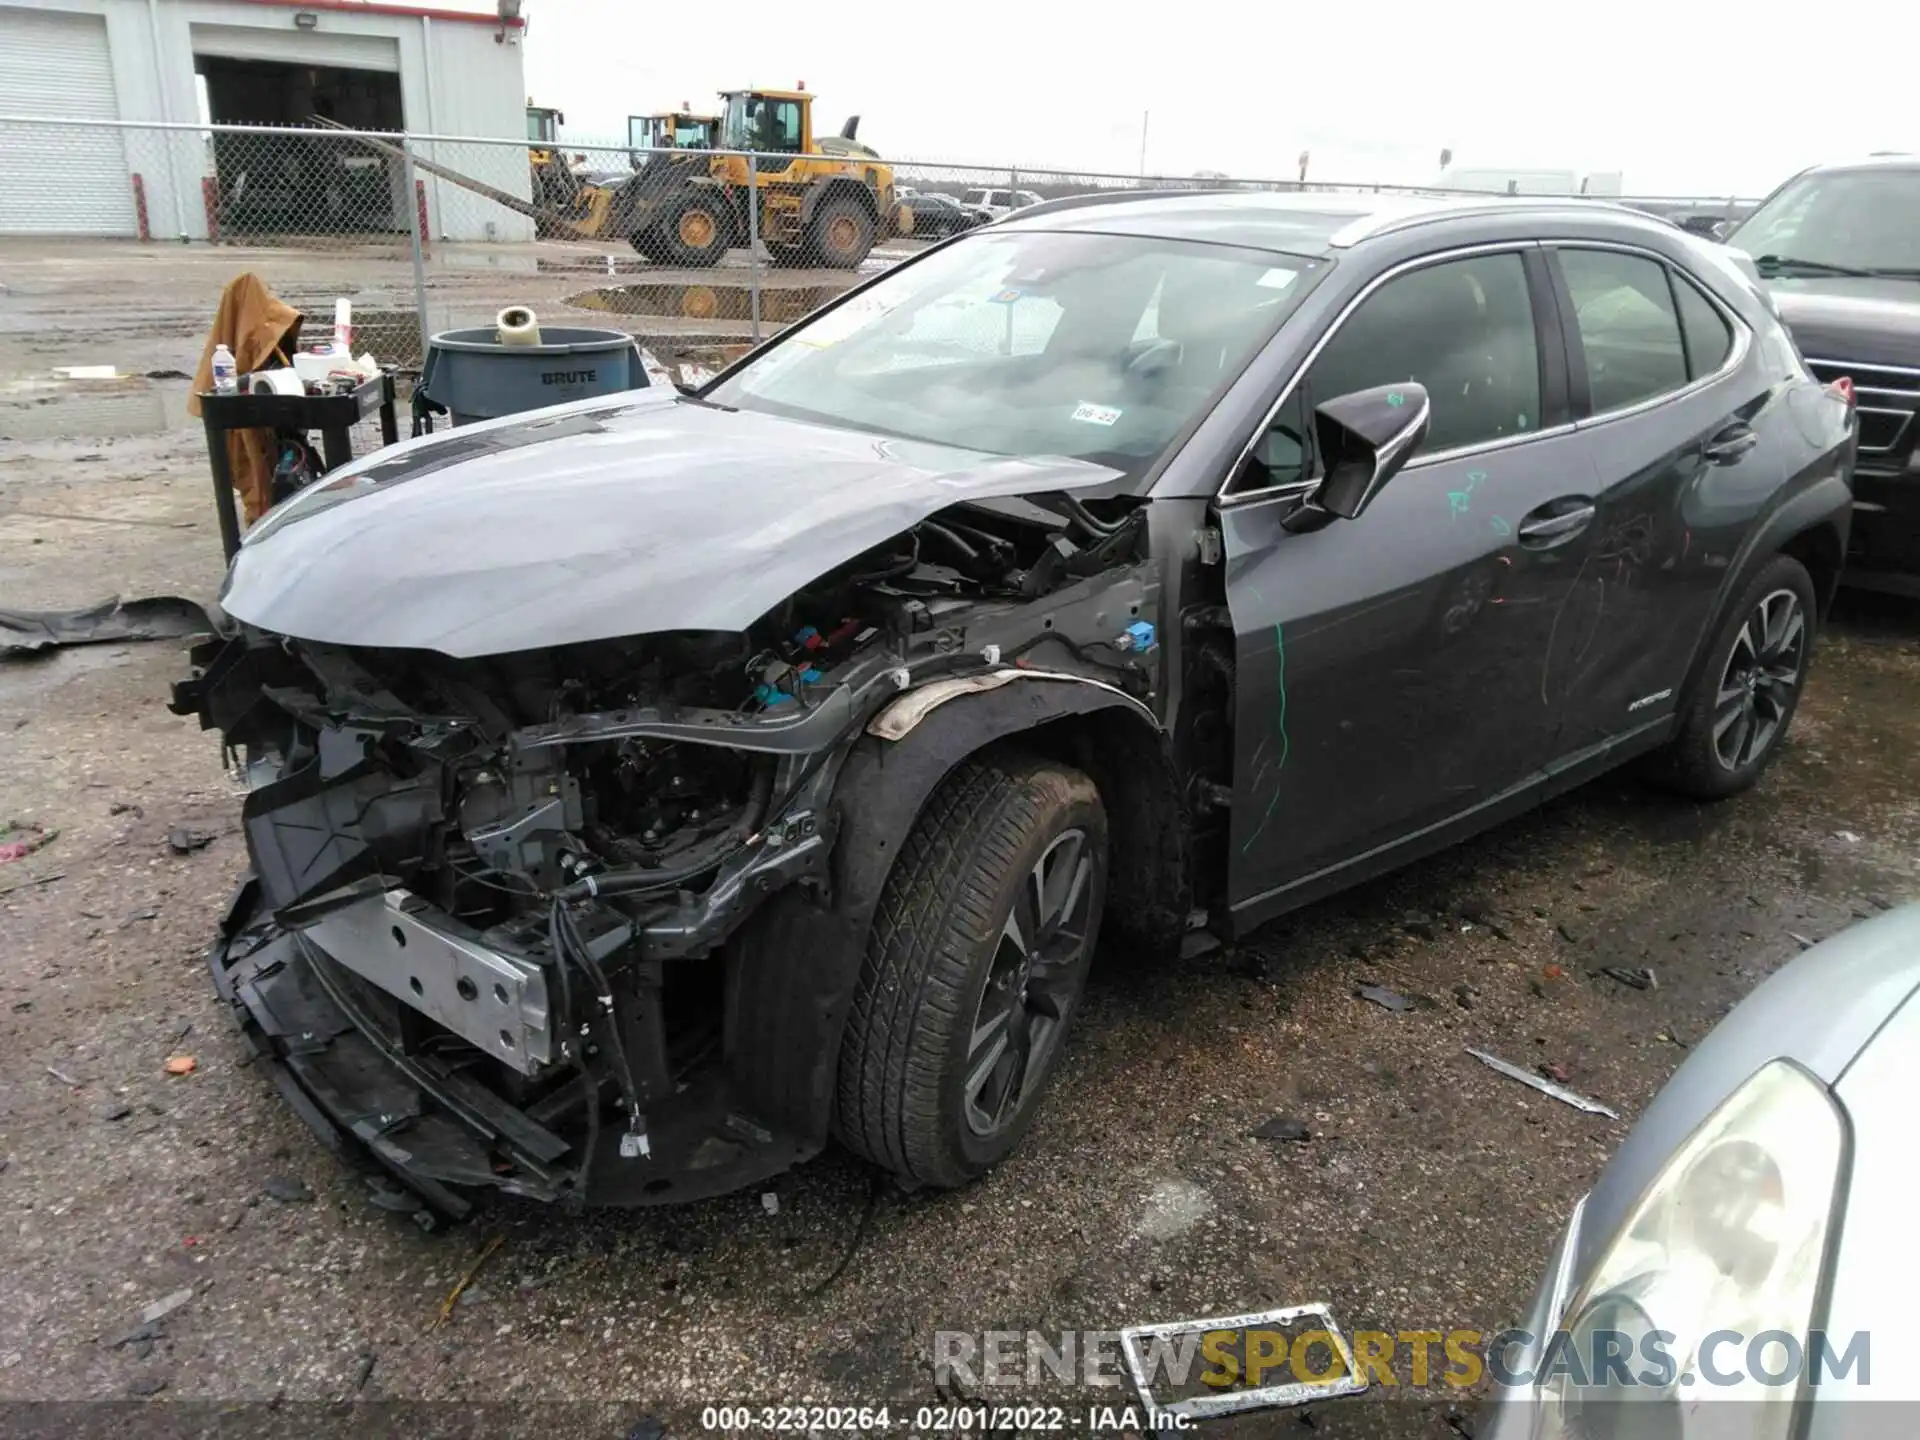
1542, 244, 1766, 756
1220, 245, 1603, 920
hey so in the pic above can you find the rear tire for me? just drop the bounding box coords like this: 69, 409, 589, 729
835, 755, 1107, 1189
1652, 553, 1817, 799
808, 194, 875, 270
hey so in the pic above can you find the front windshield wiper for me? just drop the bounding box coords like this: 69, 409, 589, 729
1750, 254, 1875, 278
1861, 267, 1920, 280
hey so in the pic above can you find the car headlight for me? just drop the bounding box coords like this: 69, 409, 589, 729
1537, 1060, 1845, 1440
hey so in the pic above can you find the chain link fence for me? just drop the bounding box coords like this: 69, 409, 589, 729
0, 115, 1761, 394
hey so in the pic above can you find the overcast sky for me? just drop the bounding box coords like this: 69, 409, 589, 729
504, 0, 1920, 196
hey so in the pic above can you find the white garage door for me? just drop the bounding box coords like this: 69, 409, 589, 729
0, 7, 136, 234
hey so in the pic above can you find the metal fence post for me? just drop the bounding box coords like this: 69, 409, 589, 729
747, 152, 762, 344
399, 136, 431, 367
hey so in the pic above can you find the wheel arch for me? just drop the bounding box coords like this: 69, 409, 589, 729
722, 679, 1189, 1146
1675, 473, 1851, 708
801, 174, 879, 226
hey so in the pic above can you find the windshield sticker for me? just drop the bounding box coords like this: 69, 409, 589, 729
1072, 402, 1123, 426
1256, 268, 1299, 290
989, 288, 1023, 304
793, 295, 893, 349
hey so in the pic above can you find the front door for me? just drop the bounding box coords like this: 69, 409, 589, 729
1219, 246, 1603, 923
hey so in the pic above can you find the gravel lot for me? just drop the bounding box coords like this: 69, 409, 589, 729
4, 247, 1919, 1439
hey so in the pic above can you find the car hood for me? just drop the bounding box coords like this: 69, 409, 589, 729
220, 389, 1122, 657
1767, 276, 1920, 367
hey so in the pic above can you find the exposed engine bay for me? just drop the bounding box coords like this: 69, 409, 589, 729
176, 490, 1164, 1214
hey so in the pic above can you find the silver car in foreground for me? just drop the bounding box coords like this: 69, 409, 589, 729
1488, 905, 1919, 1439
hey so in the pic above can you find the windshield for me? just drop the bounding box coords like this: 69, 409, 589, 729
1732, 168, 1920, 274
962, 189, 991, 206
721, 93, 800, 153
675, 118, 714, 149
708, 231, 1320, 479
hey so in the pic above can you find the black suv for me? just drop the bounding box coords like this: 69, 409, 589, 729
1728, 157, 1920, 593
176, 191, 1855, 1221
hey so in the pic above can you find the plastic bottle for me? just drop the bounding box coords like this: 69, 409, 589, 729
211, 343, 238, 395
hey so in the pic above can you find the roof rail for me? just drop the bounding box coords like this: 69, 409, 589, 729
1333, 194, 1656, 245
1002, 187, 1238, 222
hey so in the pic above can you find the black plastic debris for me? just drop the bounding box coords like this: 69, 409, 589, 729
127, 1376, 168, 1398
1598, 966, 1656, 991
167, 827, 217, 855
1356, 983, 1416, 1013
1457, 898, 1511, 939
1250, 1115, 1311, 1142
262, 1176, 314, 1203
109, 1320, 162, 1352
0, 595, 215, 657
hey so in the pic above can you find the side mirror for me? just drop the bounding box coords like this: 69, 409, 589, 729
1305, 382, 1431, 521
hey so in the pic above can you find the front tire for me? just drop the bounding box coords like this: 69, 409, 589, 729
1653, 553, 1816, 798
808, 194, 876, 270
659, 195, 731, 267
835, 755, 1107, 1188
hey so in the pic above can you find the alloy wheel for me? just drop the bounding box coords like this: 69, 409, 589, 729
963, 828, 1095, 1137
1713, 588, 1807, 772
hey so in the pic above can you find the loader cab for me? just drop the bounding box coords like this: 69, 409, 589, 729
629, 111, 717, 154
526, 104, 562, 147
720, 89, 810, 156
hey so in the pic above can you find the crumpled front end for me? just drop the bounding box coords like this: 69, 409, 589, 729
173, 483, 1163, 1217
175, 627, 844, 1214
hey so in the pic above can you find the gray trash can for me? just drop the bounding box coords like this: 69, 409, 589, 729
419, 326, 650, 427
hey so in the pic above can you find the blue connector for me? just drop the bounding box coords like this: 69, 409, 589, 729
1118, 620, 1157, 653
754, 683, 796, 708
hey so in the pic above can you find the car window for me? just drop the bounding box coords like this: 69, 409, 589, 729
1672, 272, 1734, 379
1238, 251, 1540, 491
1559, 249, 1689, 413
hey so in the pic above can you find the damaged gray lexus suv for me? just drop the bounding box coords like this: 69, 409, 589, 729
175, 192, 1855, 1221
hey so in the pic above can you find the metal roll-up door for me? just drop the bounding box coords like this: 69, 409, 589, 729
0, 8, 136, 234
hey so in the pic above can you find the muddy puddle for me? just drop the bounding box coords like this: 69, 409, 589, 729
567, 281, 847, 324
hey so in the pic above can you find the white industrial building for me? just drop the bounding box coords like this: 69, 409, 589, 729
0, 0, 533, 240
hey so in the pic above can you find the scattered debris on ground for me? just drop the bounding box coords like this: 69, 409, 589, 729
166, 826, 217, 854
1466, 1047, 1621, 1119
0, 595, 213, 656
261, 1176, 313, 1204
1250, 1116, 1311, 1142
0, 820, 57, 864
1355, 983, 1417, 1013
163, 1056, 196, 1076
139, 1288, 194, 1326
433, 1235, 504, 1330
1598, 966, 1656, 990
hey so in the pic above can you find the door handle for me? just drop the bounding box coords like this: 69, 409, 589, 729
1517, 501, 1596, 548
1703, 423, 1758, 464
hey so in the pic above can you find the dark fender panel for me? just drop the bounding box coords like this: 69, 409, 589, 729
1676, 471, 1852, 706
724, 680, 1170, 1145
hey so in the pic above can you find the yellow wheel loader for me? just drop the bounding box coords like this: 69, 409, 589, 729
624, 87, 912, 271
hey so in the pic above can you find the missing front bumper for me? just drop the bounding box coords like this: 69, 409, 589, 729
210, 877, 818, 1218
